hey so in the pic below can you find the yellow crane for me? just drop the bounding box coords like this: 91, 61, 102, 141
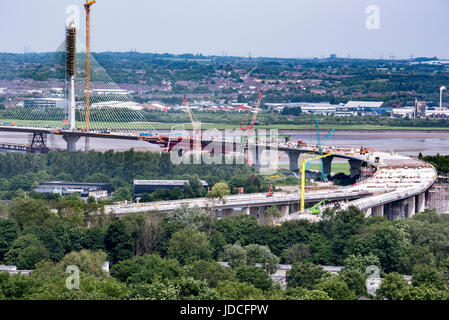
182, 96, 196, 128
299, 152, 335, 212
84, 0, 96, 131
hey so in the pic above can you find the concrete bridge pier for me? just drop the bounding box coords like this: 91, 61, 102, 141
373, 204, 384, 216
348, 159, 363, 178
63, 135, 80, 152
406, 196, 416, 217
249, 146, 262, 170
322, 156, 334, 178
416, 193, 425, 213
287, 151, 300, 171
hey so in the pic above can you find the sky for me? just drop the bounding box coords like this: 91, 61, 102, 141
0, 0, 448, 59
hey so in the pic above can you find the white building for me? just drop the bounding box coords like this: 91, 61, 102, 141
91, 101, 143, 110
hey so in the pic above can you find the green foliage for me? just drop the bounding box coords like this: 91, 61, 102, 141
168, 227, 212, 265
8, 198, 57, 230
315, 276, 357, 300
339, 269, 368, 298
376, 272, 408, 300
343, 253, 381, 274
185, 260, 236, 288
110, 254, 183, 284
215, 280, 264, 300
60, 250, 108, 277
206, 182, 230, 202
104, 221, 134, 264
220, 243, 247, 269
245, 244, 280, 274
5, 234, 49, 270
286, 262, 324, 290
284, 287, 332, 300
0, 219, 19, 262
235, 266, 274, 291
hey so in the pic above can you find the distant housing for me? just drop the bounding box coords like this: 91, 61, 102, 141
34, 181, 112, 199
133, 179, 209, 198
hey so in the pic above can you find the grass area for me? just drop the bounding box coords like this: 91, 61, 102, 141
308, 162, 350, 175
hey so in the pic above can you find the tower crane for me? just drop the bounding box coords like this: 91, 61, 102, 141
241, 65, 257, 81
84, 0, 96, 132
299, 153, 334, 212
241, 90, 263, 131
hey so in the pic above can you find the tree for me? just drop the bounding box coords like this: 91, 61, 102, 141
281, 243, 309, 264
285, 287, 332, 300
0, 219, 19, 262
5, 234, 49, 270
245, 244, 279, 274
220, 243, 247, 269
376, 272, 408, 300
186, 260, 236, 288
104, 221, 134, 264
110, 254, 183, 284
206, 182, 230, 204
411, 265, 446, 290
315, 276, 357, 300
168, 227, 212, 265
339, 269, 368, 298
215, 280, 264, 300
286, 262, 324, 290
236, 266, 274, 291
264, 206, 282, 227
112, 187, 132, 202
60, 250, 107, 277
343, 253, 381, 274
397, 285, 449, 300
8, 198, 57, 230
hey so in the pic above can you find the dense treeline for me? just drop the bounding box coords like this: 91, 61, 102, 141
421, 154, 449, 174
1, 198, 449, 300
0, 150, 263, 200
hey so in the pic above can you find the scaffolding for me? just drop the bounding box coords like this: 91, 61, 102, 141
427, 176, 449, 214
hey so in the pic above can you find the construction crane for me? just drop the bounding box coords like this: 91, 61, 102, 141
182, 96, 196, 128
300, 153, 334, 212
241, 65, 257, 81
84, 0, 96, 132
241, 90, 263, 131
309, 117, 335, 181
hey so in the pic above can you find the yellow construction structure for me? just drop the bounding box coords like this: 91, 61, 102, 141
84, 0, 96, 131
300, 152, 335, 212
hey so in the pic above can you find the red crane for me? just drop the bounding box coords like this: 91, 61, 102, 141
241, 90, 263, 131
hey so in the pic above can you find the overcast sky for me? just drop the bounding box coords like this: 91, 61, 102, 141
0, 0, 448, 59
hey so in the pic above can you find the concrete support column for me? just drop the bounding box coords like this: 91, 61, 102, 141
287, 152, 300, 171
322, 156, 334, 179
250, 146, 261, 170
417, 193, 425, 213
373, 204, 384, 216
280, 205, 289, 217
407, 196, 416, 217
243, 207, 250, 215
365, 207, 372, 217
348, 159, 363, 178
63, 135, 80, 152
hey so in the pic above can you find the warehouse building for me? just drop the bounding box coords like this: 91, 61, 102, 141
34, 181, 112, 198
24, 98, 68, 109
133, 179, 209, 198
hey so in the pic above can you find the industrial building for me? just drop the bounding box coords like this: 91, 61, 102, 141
266, 101, 388, 116
34, 181, 112, 198
24, 98, 68, 109
133, 179, 209, 198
